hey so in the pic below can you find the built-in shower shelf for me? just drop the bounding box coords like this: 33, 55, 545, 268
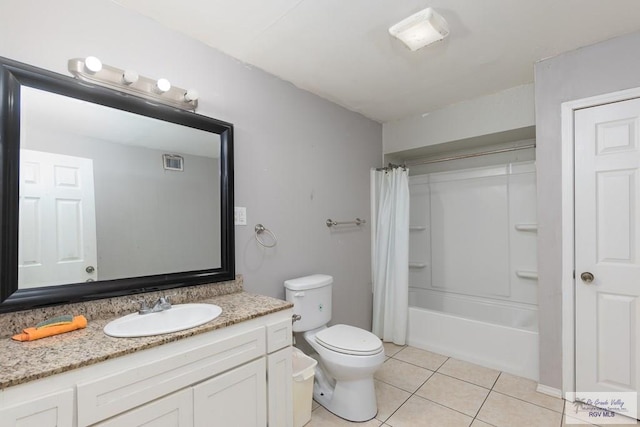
409, 262, 427, 269
514, 224, 538, 232
410, 225, 427, 231
515, 270, 538, 280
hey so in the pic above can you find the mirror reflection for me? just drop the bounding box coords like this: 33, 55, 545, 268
19, 86, 221, 289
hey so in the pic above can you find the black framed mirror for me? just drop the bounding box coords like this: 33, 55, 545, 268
0, 56, 234, 313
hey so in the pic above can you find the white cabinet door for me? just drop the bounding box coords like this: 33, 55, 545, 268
267, 347, 293, 427
193, 358, 267, 427
95, 388, 193, 427
0, 389, 74, 427
575, 97, 640, 414
77, 327, 264, 426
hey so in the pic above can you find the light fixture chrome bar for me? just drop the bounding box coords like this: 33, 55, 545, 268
68, 58, 198, 111
404, 144, 536, 167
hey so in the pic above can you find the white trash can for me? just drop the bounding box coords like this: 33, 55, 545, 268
292, 347, 318, 427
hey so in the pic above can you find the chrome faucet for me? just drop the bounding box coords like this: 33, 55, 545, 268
138, 295, 173, 315
153, 296, 172, 312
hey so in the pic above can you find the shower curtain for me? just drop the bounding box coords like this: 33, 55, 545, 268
370, 166, 410, 345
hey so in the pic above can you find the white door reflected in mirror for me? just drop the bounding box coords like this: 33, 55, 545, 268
19, 150, 98, 288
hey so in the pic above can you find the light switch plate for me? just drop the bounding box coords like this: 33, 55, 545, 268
234, 207, 247, 225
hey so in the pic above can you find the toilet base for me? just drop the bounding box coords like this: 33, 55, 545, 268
313, 369, 377, 422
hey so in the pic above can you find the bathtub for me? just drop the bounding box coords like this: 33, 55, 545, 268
407, 288, 539, 381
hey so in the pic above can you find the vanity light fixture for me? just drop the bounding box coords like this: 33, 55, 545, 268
184, 89, 199, 102
389, 7, 449, 51
155, 78, 171, 93
68, 57, 198, 111
122, 69, 139, 85
84, 56, 103, 73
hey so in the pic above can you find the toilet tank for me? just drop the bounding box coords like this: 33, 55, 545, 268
284, 274, 333, 332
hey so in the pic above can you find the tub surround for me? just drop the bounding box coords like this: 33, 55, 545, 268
0, 282, 292, 389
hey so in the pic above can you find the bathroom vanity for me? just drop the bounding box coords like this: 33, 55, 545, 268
0, 54, 296, 427
0, 292, 293, 427
0, 55, 296, 426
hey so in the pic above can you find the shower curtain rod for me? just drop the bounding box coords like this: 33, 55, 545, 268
376, 163, 407, 171
403, 144, 536, 167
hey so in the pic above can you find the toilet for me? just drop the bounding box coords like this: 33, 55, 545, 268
285, 274, 385, 422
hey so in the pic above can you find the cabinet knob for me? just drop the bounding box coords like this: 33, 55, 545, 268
86, 265, 95, 273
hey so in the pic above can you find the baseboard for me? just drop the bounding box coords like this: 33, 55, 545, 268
536, 383, 563, 398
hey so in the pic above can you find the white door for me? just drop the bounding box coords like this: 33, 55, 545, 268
19, 150, 98, 288
575, 97, 640, 415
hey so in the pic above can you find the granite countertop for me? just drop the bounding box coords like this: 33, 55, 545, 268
0, 291, 292, 389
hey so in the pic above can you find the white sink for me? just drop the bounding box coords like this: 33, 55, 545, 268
104, 303, 222, 338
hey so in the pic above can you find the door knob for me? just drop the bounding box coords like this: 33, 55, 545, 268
580, 272, 594, 283
86, 266, 95, 273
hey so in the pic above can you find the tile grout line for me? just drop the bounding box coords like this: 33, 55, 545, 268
490, 388, 565, 414
412, 392, 489, 422
388, 350, 503, 425
388, 351, 494, 424
471, 371, 502, 426
376, 345, 425, 424
388, 352, 484, 424
376, 387, 413, 424
432, 369, 496, 390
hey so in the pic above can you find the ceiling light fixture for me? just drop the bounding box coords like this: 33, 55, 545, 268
389, 7, 449, 51
68, 57, 198, 111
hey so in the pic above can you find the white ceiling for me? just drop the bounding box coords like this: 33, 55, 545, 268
113, 0, 640, 123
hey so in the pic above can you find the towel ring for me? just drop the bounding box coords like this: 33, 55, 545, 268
255, 224, 277, 248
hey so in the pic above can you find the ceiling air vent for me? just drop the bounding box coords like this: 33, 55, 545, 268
163, 154, 184, 171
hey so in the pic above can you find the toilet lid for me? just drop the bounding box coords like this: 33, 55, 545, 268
315, 324, 383, 356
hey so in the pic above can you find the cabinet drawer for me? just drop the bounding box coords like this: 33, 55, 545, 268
95, 388, 193, 427
77, 327, 265, 426
266, 317, 292, 353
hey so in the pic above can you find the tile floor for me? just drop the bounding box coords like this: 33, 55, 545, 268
307, 343, 639, 427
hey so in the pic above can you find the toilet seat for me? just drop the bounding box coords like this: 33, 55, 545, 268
315, 324, 383, 356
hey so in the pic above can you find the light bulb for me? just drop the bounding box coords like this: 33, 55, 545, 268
184, 89, 199, 102
122, 70, 139, 85
156, 78, 171, 93
84, 56, 103, 74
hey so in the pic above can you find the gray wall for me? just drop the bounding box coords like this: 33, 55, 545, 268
24, 128, 221, 280
383, 84, 534, 154
535, 31, 640, 389
1, 0, 382, 329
